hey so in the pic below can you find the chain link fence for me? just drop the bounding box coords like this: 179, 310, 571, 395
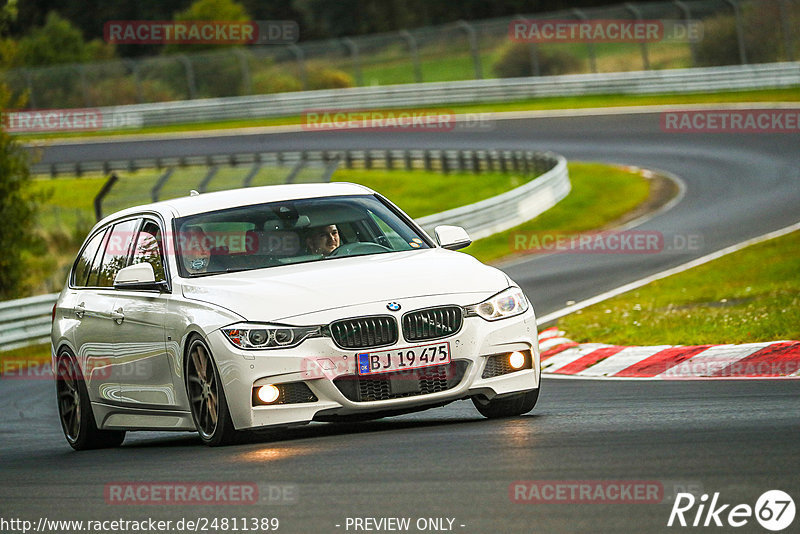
3, 0, 798, 110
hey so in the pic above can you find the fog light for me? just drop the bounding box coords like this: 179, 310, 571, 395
257, 384, 280, 404
509, 351, 526, 370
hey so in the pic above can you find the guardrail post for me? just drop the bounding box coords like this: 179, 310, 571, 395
242, 161, 262, 187
572, 9, 597, 73
673, 1, 698, 67
625, 3, 651, 70
79, 64, 92, 107
404, 150, 413, 171
151, 167, 175, 202
94, 172, 119, 221
289, 44, 308, 90
439, 151, 449, 174
457, 150, 467, 172
515, 14, 541, 76
342, 38, 364, 86
724, 0, 748, 65
232, 49, 253, 95
364, 151, 373, 170
198, 166, 219, 193
23, 70, 37, 109
345, 150, 355, 169
125, 59, 144, 103
285, 153, 308, 183
472, 151, 481, 174
322, 155, 340, 182
385, 150, 394, 170
457, 21, 483, 80
424, 150, 433, 172
779, 0, 795, 62
177, 55, 197, 99
400, 30, 423, 83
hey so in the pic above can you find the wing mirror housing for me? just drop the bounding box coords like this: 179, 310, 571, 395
434, 225, 472, 251
113, 263, 168, 292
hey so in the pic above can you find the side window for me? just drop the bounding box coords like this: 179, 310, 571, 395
95, 219, 140, 288
72, 230, 107, 287
130, 220, 166, 282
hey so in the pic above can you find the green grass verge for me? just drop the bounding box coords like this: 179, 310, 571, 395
462, 162, 652, 264
558, 231, 800, 345
0, 343, 51, 376
15, 87, 799, 141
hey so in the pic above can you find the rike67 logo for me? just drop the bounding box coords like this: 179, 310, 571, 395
668, 490, 795, 531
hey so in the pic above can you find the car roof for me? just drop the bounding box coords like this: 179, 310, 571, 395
96, 182, 377, 226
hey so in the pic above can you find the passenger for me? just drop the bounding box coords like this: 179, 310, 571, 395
305, 224, 340, 256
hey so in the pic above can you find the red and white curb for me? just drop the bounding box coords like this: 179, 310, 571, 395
536, 328, 800, 379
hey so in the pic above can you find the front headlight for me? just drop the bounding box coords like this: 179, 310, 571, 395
466, 287, 529, 321
221, 323, 321, 350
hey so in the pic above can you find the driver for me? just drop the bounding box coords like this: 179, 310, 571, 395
305, 224, 340, 256
181, 225, 212, 274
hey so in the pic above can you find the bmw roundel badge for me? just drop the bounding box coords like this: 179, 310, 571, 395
386, 302, 401, 311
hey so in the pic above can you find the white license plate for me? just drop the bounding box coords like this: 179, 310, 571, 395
357, 342, 451, 376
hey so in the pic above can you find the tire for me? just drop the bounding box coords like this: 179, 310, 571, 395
185, 336, 240, 446
55, 350, 126, 450
472, 387, 540, 419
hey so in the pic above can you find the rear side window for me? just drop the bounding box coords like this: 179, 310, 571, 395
93, 219, 139, 287
130, 220, 166, 282
72, 230, 107, 287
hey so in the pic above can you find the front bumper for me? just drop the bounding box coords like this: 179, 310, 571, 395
206, 308, 539, 430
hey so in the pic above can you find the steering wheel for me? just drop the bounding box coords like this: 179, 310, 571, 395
328, 241, 392, 257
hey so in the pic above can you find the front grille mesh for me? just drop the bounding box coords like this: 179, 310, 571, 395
333, 361, 468, 402
252, 382, 317, 406
329, 316, 398, 349
482, 352, 532, 378
403, 306, 463, 341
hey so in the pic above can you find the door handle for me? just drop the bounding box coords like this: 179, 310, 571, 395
111, 307, 125, 325
74, 302, 85, 319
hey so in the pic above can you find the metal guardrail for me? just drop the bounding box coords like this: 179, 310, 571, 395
0, 293, 59, 352
90, 148, 560, 218
4, 150, 568, 352
49, 62, 800, 133
417, 152, 569, 240
4, 0, 799, 110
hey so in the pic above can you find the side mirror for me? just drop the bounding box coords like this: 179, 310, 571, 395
114, 263, 167, 291
434, 225, 472, 251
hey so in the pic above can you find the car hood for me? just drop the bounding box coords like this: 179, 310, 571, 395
180, 248, 509, 322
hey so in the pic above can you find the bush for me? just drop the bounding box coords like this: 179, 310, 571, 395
251, 64, 354, 94
252, 70, 302, 94
86, 78, 179, 106
0, 84, 41, 299
306, 64, 355, 89
492, 41, 581, 78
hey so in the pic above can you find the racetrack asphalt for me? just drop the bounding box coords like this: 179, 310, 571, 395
5, 110, 798, 533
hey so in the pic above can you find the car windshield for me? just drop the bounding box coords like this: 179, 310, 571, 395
174, 194, 431, 277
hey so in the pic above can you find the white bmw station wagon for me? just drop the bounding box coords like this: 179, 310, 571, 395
52, 183, 540, 448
